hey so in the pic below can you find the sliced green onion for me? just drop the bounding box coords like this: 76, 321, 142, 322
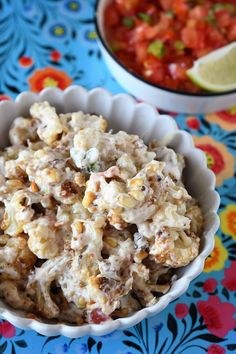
147, 40, 165, 59
122, 17, 134, 29
206, 9, 216, 25
138, 12, 151, 24
224, 3, 234, 13
85, 163, 100, 173
174, 40, 185, 51
213, 3, 225, 12
166, 10, 174, 18
213, 3, 234, 13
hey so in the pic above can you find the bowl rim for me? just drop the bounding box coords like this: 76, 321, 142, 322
0, 85, 220, 337
95, 0, 236, 98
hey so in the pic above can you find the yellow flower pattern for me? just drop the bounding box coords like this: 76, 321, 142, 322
204, 236, 228, 273
220, 205, 236, 241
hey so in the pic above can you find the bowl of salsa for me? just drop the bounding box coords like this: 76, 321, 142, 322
95, 0, 236, 113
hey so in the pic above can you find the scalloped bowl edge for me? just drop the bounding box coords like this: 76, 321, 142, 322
0, 86, 220, 337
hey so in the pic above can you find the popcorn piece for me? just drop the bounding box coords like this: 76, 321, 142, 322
69, 111, 107, 132
30, 102, 63, 145
149, 229, 200, 267
0, 236, 36, 280
0, 281, 34, 311
24, 217, 62, 259
9, 117, 38, 145
2, 190, 36, 236
28, 254, 70, 318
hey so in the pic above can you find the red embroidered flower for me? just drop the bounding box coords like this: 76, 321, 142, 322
197, 296, 236, 338
28, 67, 72, 92
186, 116, 200, 130
50, 50, 61, 62
207, 344, 226, 354
0, 94, 11, 101
175, 303, 189, 319
0, 321, 16, 338
199, 144, 224, 174
19, 56, 33, 67
218, 111, 236, 123
203, 278, 217, 293
222, 261, 236, 291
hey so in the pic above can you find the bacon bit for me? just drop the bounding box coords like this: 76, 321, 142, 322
89, 308, 110, 324
30, 181, 39, 192
1, 212, 9, 230
61, 180, 78, 197
15, 166, 28, 183
104, 166, 120, 178
26, 312, 38, 319
97, 166, 120, 178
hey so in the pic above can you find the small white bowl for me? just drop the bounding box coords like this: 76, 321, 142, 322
0, 86, 220, 337
95, 0, 236, 114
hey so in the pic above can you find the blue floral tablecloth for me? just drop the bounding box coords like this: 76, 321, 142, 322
0, 1, 235, 353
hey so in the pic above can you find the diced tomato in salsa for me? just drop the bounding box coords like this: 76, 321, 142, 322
104, 0, 236, 92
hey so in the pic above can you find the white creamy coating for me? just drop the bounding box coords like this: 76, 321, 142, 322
0, 102, 203, 324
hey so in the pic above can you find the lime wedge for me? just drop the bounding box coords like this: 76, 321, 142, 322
187, 42, 236, 92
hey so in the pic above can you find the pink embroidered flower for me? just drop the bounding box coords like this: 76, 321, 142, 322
0, 321, 16, 338
207, 344, 226, 354
175, 303, 189, 319
197, 296, 236, 338
203, 278, 217, 293
222, 261, 236, 291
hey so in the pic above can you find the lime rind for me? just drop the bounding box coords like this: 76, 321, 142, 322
187, 42, 236, 92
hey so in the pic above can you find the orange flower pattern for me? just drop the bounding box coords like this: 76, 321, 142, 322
28, 67, 72, 92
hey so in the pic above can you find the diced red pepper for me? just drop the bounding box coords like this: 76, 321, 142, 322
89, 309, 110, 324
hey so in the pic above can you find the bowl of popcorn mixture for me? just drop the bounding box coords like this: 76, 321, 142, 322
0, 86, 219, 337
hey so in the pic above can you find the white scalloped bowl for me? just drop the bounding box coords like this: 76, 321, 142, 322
0, 86, 220, 337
